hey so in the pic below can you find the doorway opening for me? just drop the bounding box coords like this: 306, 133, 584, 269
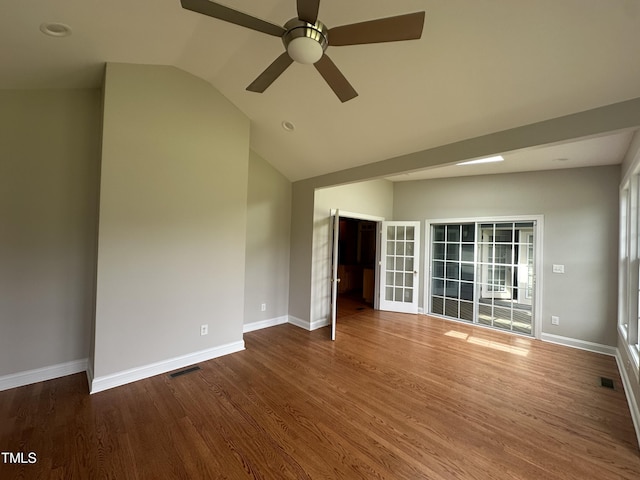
329, 211, 419, 340
336, 217, 377, 318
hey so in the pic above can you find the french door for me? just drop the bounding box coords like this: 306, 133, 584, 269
428, 219, 540, 336
380, 221, 421, 314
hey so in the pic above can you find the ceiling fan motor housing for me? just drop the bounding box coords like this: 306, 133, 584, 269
282, 18, 328, 64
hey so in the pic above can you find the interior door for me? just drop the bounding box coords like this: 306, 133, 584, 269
330, 210, 340, 340
379, 221, 421, 313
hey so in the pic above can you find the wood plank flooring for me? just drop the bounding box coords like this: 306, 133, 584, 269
1, 310, 639, 479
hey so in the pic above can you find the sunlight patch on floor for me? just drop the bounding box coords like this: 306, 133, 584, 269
444, 330, 469, 340
445, 330, 530, 356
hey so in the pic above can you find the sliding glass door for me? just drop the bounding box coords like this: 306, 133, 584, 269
429, 220, 538, 336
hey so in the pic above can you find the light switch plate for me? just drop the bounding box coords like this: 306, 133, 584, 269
552, 264, 565, 274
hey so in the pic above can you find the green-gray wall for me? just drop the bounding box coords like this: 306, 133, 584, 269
393, 166, 619, 346
93, 63, 249, 383
0, 90, 101, 377
0, 73, 294, 391
244, 150, 291, 326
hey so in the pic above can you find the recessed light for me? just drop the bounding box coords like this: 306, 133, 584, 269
40, 22, 72, 37
282, 121, 295, 132
456, 155, 504, 166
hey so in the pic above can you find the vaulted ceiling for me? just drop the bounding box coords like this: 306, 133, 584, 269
4, 0, 640, 181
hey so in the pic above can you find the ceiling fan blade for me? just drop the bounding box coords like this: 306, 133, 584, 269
297, 0, 320, 24
181, 0, 286, 37
329, 12, 425, 46
314, 54, 358, 103
246, 52, 294, 93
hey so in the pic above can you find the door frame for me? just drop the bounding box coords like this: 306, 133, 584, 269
424, 215, 544, 339
329, 210, 385, 335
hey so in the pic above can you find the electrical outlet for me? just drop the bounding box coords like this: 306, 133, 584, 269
261, 303, 266, 312
551, 316, 560, 326
552, 264, 565, 274
200, 324, 208, 336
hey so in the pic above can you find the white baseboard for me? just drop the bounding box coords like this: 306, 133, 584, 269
287, 315, 329, 331
90, 340, 245, 394
288, 315, 311, 330
0, 358, 88, 392
615, 351, 640, 449
540, 333, 618, 356
310, 318, 330, 330
243, 316, 288, 333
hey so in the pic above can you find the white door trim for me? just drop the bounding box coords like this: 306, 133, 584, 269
330, 210, 385, 223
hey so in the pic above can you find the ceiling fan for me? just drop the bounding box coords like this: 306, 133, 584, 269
180, 0, 425, 102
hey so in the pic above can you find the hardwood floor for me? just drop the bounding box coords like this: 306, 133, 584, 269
1, 311, 639, 479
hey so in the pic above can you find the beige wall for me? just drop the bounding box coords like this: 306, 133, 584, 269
244, 151, 291, 325
93, 64, 250, 379
0, 89, 101, 376
309, 180, 394, 326
394, 166, 620, 346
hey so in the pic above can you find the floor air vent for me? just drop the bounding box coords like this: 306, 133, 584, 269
600, 377, 615, 389
169, 366, 201, 378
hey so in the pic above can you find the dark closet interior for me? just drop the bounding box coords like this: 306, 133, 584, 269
338, 218, 377, 305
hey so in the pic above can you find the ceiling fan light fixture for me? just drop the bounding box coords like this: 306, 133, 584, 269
282, 19, 328, 64
287, 36, 323, 64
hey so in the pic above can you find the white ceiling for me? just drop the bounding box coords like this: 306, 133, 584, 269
3, 0, 640, 181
